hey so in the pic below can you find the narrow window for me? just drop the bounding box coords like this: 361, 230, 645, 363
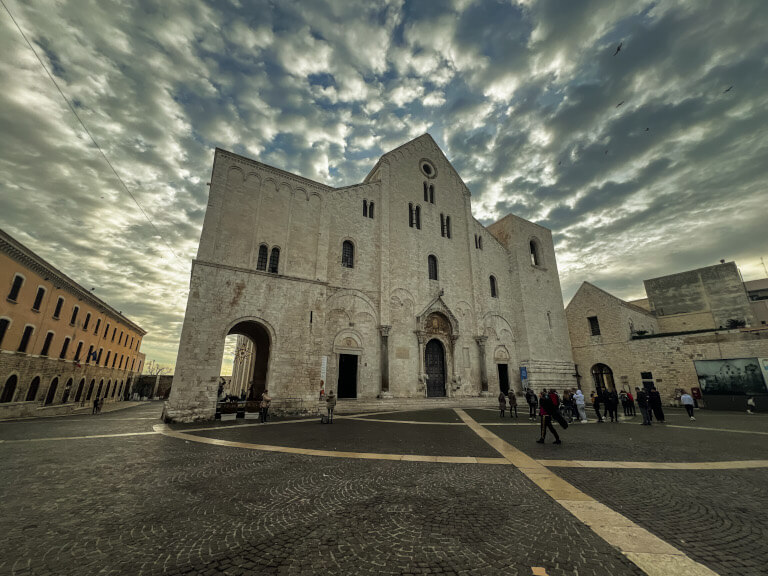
105, 323, 110, 338
446, 216, 451, 239
588, 316, 601, 336
70, 306, 79, 326
74, 341, 83, 362
26, 376, 40, 402
119, 331, 123, 345
547, 312, 552, 330
105, 351, 111, 367
18, 325, 34, 353
111, 353, 117, 368
530, 240, 540, 266
363, 199, 368, 217
59, 337, 70, 359
94, 318, 101, 335
428, 255, 438, 280
490, 276, 498, 298
415, 205, 421, 229
423, 182, 428, 202
368, 202, 374, 219
257, 244, 268, 271
429, 184, 435, 204
409, 203, 414, 228
474, 234, 478, 249
86, 345, 94, 364
130, 336, 134, 348
112, 327, 116, 342
440, 214, 446, 237
479, 237, 483, 250
342, 241, 355, 268
119, 355, 124, 369
32, 287, 46, 311
0, 318, 10, 348
53, 297, 64, 319
97, 348, 103, 365
105, 382, 111, 398
40, 332, 54, 356
86, 380, 95, 400
75, 379, 85, 402
131, 358, 135, 370
7, 274, 23, 301
83, 313, 91, 330
268, 247, 280, 274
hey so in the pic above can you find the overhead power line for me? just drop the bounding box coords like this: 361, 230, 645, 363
1, 0, 184, 264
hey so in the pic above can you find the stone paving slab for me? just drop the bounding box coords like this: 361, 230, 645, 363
349, 409, 465, 423
186, 418, 501, 458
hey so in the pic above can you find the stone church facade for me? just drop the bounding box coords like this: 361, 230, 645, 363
167, 135, 575, 422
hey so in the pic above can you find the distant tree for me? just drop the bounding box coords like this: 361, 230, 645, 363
725, 318, 747, 329
144, 360, 172, 376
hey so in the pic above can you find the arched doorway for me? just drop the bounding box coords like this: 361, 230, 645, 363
44, 378, 59, 405
26, 376, 41, 402
425, 339, 446, 397
75, 379, 85, 403
591, 363, 615, 392
61, 378, 73, 403
1, 375, 17, 403
86, 379, 95, 400
220, 320, 271, 401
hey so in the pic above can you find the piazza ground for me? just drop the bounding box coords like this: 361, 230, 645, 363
1, 403, 767, 576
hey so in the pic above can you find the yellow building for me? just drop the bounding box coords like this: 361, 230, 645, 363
0, 229, 146, 418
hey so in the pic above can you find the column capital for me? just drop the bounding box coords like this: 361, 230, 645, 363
415, 330, 427, 344
475, 335, 488, 346
379, 325, 392, 338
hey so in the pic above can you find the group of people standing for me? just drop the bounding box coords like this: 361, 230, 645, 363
497, 390, 519, 417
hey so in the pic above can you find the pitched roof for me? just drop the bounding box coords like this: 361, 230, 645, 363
567, 281, 656, 318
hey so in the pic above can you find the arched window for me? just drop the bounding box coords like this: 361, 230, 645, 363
490, 276, 498, 298
342, 241, 355, 268
94, 318, 101, 335
429, 184, 435, 204
32, 286, 46, 311
18, 325, 34, 353
83, 313, 91, 330
423, 182, 428, 202
26, 376, 40, 402
96, 380, 104, 398
409, 203, 414, 227
97, 348, 103, 365
7, 274, 24, 301
428, 255, 438, 280
0, 317, 9, 348
415, 205, 421, 229
70, 306, 79, 325
446, 216, 451, 239
59, 337, 71, 359
111, 354, 117, 368
368, 202, 374, 219
75, 379, 85, 402
530, 239, 541, 266
44, 377, 59, 405
256, 244, 268, 270
53, 297, 64, 319
591, 364, 615, 392
118, 331, 123, 345
1, 375, 17, 403
269, 247, 280, 274
363, 199, 368, 217
86, 379, 95, 400
105, 351, 111, 367
112, 327, 116, 342
40, 331, 54, 356
105, 381, 111, 398
104, 323, 110, 338
62, 378, 73, 403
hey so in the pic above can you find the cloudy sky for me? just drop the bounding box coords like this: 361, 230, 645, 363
1, 0, 767, 371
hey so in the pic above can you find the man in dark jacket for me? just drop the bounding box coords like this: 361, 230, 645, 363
536, 390, 561, 444
593, 390, 604, 423
636, 387, 651, 425
526, 388, 538, 420
649, 387, 665, 423
607, 390, 619, 422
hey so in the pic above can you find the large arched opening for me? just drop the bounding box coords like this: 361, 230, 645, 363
425, 339, 447, 397
219, 320, 271, 402
591, 363, 615, 392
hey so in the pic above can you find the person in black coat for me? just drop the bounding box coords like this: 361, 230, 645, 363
607, 390, 619, 422
648, 387, 665, 423
636, 387, 652, 425
592, 390, 604, 423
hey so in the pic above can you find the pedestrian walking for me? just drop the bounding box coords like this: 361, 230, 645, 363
92, 397, 99, 415
527, 388, 538, 420
326, 390, 336, 423
562, 390, 574, 423
636, 387, 651, 425
260, 389, 271, 423
649, 387, 665, 423
498, 392, 507, 418
607, 389, 619, 422
592, 390, 604, 423
627, 389, 636, 416
747, 395, 757, 414
508, 390, 518, 418
536, 389, 561, 445
574, 388, 587, 422
569, 389, 580, 421
680, 390, 695, 420
620, 390, 629, 416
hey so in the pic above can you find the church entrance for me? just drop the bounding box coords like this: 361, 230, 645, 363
220, 320, 271, 402
425, 339, 446, 397
497, 364, 510, 394
337, 354, 358, 398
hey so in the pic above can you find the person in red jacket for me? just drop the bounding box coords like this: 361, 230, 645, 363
537, 389, 561, 444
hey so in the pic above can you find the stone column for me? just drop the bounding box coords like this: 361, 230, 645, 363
415, 330, 427, 397
449, 334, 460, 397
151, 375, 161, 399
379, 325, 392, 398
476, 336, 489, 394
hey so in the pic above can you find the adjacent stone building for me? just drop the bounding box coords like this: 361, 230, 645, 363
566, 262, 768, 409
167, 134, 576, 421
0, 229, 146, 418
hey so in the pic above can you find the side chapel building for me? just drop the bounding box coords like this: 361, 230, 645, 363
167, 135, 575, 421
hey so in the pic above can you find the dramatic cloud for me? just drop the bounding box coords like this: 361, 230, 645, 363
1, 0, 766, 371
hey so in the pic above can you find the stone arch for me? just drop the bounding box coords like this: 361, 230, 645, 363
494, 345, 510, 361
333, 329, 364, 353
325, 289, 378, 318
225, 318, 274, 401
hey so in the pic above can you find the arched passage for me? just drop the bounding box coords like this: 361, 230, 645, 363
221, 320, 271, 401
591, 363, 615, 392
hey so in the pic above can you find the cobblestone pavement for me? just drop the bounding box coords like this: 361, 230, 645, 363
1, 402, 766, 575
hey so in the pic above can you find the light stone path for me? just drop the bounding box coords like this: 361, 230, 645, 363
453, 409, 719, 576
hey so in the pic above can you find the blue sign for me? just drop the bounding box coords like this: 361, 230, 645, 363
520, 367, 528, 380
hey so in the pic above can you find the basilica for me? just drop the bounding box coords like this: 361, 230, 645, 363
167, 134, 575, 421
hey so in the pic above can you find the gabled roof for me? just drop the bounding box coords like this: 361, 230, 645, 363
567, 281, 656, 318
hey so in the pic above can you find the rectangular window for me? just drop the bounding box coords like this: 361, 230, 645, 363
105, 323, 110, 338
86, 345, 94, 364
83, 313, 91, 330
119, 331, 123, 345
588, 316, 601, 336
94, 318, 101, 335
53, 297, 64, 319
70, 306, 79, 326
0, 318, 9, 348
119, 355, 123, 369
18, 325, 34, 353
111, 354, 117, 368
7, 274, 24, 301
112, 327, 116, 342
32, 287, 45, 311
40, 332, 54, 356
104, 351, 111, 367
97, 348, 103, 364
